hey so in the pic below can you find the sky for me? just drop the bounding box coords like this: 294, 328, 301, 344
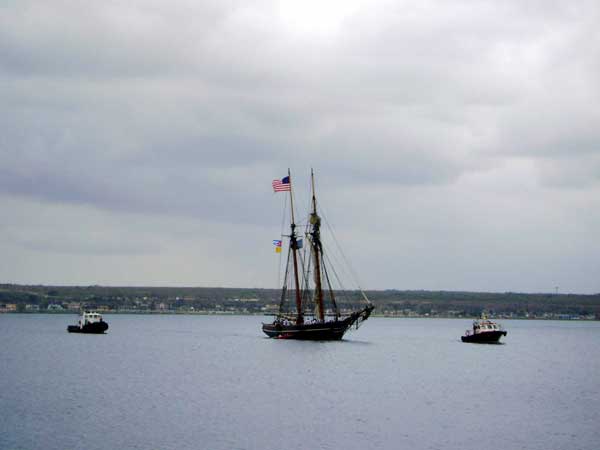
1, 0, 599, 294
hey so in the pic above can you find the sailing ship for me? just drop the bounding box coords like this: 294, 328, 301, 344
262, 170, 374, 340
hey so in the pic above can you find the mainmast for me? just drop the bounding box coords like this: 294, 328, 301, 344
309, 169, 325, 322
287, 169, 304, 325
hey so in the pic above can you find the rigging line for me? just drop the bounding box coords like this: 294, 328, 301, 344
298, 245, 312, 313
279, 246, 292, 314
276, 194, 289, 291
319, 235, 352, 288
321, 251, 351, 304
321, 244, 364, 307
317, 234, 355, 305
320, 208, 371, 303
314, 207, 355, 287
320, 260, 339, 317
319, 209, 355, 282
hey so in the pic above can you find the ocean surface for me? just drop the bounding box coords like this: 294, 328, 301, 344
1, 315, 599, 450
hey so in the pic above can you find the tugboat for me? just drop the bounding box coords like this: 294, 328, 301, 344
262, 169, 374, 340
67, 311, 109, 334
461, 315, 506, 343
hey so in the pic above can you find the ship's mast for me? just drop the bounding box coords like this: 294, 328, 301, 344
287, 169, 304, 325
310, 169, 325, 322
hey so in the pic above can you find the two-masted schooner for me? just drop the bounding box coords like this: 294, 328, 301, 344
262, 170, 374, 340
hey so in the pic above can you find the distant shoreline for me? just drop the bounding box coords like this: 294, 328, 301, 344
2, 284, 598, 320
1, 311, 597, 320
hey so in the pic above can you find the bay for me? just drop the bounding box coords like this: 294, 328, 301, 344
1, 314, 599, 450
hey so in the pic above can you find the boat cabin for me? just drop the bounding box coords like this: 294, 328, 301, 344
470, 319, 503, 335
79, 311, 104, 327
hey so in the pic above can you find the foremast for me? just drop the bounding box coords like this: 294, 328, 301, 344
287, 169, 304, 325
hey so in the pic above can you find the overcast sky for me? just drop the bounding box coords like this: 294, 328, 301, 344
1, 0, 599, 293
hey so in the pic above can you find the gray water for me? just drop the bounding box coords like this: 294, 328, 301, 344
1, 315, 599, 450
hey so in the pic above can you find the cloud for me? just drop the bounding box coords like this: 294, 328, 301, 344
1, 0, 599, 292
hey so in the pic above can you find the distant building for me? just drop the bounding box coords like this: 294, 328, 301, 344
0, 304, 17, 312
47, 304, 64, 311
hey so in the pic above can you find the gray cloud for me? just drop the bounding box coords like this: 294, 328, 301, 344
1, 0, 599, 292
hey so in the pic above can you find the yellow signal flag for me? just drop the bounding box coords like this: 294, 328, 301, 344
275, 247, 282, 253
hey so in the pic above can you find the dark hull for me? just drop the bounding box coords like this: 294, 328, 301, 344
262, 306, 373, 340
263, 319, 350, 340
67, 322, 109, 334
461, 330, 506, 343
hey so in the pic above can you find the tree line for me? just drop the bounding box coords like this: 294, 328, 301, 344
1, 284, 598, 318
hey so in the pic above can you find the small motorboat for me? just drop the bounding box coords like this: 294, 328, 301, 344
461, 316, 506, 343
67, 311, 109, 334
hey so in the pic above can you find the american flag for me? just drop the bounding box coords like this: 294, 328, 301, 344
272, 176, 291, 192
